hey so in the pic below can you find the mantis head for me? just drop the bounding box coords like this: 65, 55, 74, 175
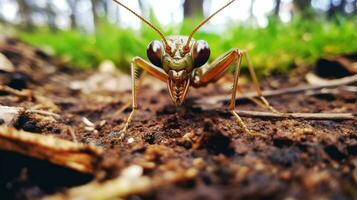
147, 36, 210, 105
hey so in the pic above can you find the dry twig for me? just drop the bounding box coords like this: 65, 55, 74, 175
0, 85, 33, 99
202, 74, 357, 105
0, 126, 102, 173
198, 75, 356, 121
235, 110, 355, 120
26, 109, 61, 119
43, 165, 197, 200
68, 127, 78, 143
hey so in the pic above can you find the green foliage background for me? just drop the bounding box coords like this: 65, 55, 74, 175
14, 16, 357, 76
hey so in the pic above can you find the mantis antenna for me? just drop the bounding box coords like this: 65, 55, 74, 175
112, 0, 171, 52
184, 0, 237, 52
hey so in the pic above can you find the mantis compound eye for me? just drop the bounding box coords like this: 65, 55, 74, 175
147, 40, 163, 68
192, 40, 211, 68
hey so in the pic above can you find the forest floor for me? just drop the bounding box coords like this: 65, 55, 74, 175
0, 37, 356, 200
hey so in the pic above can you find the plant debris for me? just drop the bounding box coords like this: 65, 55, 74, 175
43, 165, 197, 200
0, 126, 103, 173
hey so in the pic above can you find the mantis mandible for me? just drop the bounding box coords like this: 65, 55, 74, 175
112, 0, 279, 138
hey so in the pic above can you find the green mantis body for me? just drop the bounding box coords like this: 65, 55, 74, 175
112, 0, 278, 138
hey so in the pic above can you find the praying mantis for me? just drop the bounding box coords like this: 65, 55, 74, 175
112, 0, 279, 138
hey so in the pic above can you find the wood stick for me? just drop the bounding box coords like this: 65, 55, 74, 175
235, 110, 355, 120
0, 85, 32, 98
0, 126, 103, 173
43, 166, 197, 200
203, 74, 357, 104
26, 109, 61, 119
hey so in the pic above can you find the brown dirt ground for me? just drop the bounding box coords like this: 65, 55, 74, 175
0, 38, 356, 200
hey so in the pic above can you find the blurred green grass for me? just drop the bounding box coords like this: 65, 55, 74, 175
15, 16, 357, 76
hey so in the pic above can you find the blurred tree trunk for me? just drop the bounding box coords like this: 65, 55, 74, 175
183, 0, 204, 18
17, 0, 33, 29
328, 0, 347, 18
0, 11, 5, 24
0, 15, 6, 25
338, 0, 347, 13
45, 1, 57, 31
138, 0, 144, 11
91, 0, 99, 26
0, 0, 5, 24
250, 0, 255, 18
100, 0, 109, 18
67, 0, 78, 29
274, 0, 281, 16
138, 0, 148, 18
293, 0, 313, 18
293, 0, 311, 11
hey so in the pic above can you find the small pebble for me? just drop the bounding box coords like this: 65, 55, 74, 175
128, 137, 135, 144
185, 168, 198, 178
108, 131, 120, 138
122, 165, 143, 179
280, 171, 292, 180
82, 117, 94, 127
302, 128, 314, 135
99, 120, 106, 127
85, 127, 95, 132
193, 158, 205, 170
